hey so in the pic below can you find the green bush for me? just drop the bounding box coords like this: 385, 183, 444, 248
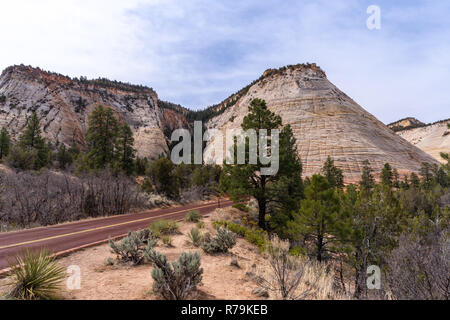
232, 203, 250, 212
213, 220, 268, 252
149, 219, 179, 237
196, 221, 205, 229
201, 227, 237, 254
141, 178, 154, 193
7, 249, 65, 300
145, 250, 203, 300
161, 235, 173, 247
109, 229, 157, 265
185, 210, 202, 223
187, 227, 203, 247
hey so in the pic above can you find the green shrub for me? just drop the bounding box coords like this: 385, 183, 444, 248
196, 221, 205, 229
109, 229, 157, 265
232, 203, 250, 212
161, 235, 173, 247
187, 227, 203, 247
213, 220, 268, 252
201, 227, 237, 254
141, 178, 154, 193
145, 250, 203, 300
185, 210, 202, 223
149, 219, 179, 237
7, 249, 65, 300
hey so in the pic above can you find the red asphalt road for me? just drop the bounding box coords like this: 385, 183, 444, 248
0, 199, 233, 271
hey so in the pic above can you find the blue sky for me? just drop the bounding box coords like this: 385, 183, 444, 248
0, 0, 449, 123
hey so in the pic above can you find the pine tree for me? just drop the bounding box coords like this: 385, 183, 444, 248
286, 174, 346, 262
220, 98, 303, 229
381, 163, 393, 187
85, 105, 118, 169
115, 123, 136, 175
321, 156, 344, 189
18, 112, 50, 169
0, 127, 10, 159
56, 144, 73, 169
359, 160, 375, 191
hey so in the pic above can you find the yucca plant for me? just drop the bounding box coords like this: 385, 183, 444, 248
187, 227, 203, 247
7, 249, 65, 300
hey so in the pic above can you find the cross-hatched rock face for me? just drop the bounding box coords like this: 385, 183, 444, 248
0, 65, 168, 159
395, 121, 450, 164
204, 64, 439, 183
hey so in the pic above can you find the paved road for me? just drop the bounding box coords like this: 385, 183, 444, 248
0, 199, 233, 271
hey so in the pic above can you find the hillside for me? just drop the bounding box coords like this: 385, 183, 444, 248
0, 65, 189, 159
203, 64, 439, 182
0, 64, 440, 181
394, 120, 450, 163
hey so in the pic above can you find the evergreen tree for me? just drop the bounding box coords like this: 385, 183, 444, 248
56, 144, 73, 169
393, 168, 400, 188
286, 175, 347, 262
410, 172, 420, 189
359, 160, 375, 192
18, 112, 50, 169
115, 123, 136, 175
0, 127, 10, 159
321, 156, 344, 189
220, 98, 303, 229
381, 163, 393, 187
419, 162, 434, 190
147, 157, 179, 198
85, 105, 118, 169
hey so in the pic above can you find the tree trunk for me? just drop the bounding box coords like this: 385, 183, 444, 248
257, 198, 266, 230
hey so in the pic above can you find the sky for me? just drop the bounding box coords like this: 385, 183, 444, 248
0, 0, 449, 124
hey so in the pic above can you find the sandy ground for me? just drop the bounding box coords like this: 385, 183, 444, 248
1, 208, 268, 300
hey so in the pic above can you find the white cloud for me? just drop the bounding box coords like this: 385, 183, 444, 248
0, 0, 448, 123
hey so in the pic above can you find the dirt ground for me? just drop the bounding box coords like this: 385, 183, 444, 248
1, 208, 269, 300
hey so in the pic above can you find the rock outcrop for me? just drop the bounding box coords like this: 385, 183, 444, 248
0, 64, 441, 182
0, 65, 176, 159
394, 120, 450, 164
204, 64, 439, 182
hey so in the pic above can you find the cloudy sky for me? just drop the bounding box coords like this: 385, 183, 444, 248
0, 0, 448, 123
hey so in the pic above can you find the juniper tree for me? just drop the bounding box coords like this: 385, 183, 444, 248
115, 123, 136, 175
85, 105, 118, 169
0, 127, 10, 159
321, 156, 344, 189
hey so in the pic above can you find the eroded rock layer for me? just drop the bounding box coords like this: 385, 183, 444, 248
204, 64, 439, 182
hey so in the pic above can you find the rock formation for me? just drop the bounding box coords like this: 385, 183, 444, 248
391, 120, 450, 164
0, 64, 440, 182
203, 64, 439, 182
0, 65, 181, 159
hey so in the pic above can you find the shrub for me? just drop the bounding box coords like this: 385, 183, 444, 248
109, 229, 157, 265
257, 237, 304, 300
232, 203, 250, 212
161, 235, 173, 247
187, 227, 203, 247
149, 219, 179, 237
146, 250, 203, 300
141, 178, 153, 193
7, 249, 65, 300
196, 221, 205, 229
201, 227, 236, 254
213, 220, 268, 252
185, 210, 202, 223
